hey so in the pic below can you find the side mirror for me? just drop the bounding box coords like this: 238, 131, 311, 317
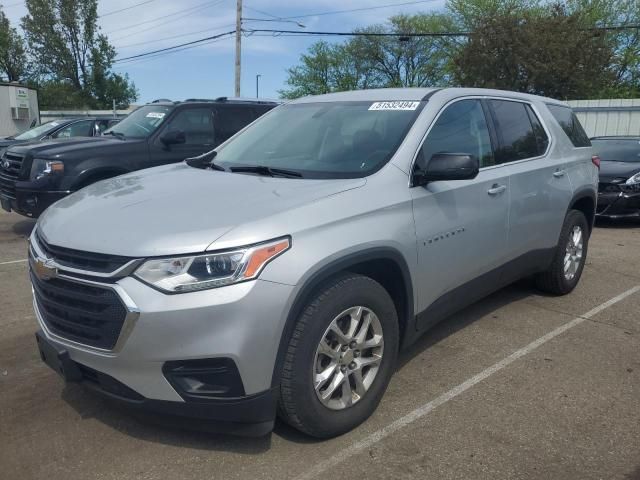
412, 152, 479, 186
160, 130, 186, 146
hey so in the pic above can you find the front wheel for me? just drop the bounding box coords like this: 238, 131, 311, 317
278, 274, 399, 438
535, 209, 589, 295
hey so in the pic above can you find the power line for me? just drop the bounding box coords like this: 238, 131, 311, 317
113, 30, 235, 63
244, 23, 640, 39
106, 0, 225, 36
275, 0, 440, 21
244, 28, 469, 38
100, 0, 157, 18
114, 35, 233, 66
113, 24, 235, 49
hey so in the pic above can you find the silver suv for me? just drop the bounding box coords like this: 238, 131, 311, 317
30, 88, 598, 438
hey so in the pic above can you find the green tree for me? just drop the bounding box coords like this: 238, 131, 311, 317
451, 2, 615, 99
22, 0, 137, 108
350, 13, 458, 88
281, 13, 457, 98
0, 10, 27, 82
280, 41, 379, 99
565, 0, 640, 96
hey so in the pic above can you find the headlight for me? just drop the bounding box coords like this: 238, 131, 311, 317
620, 172, 640, 193
625, 172, 640, 185
30, 158, 64, 180
134, 237, 290, 293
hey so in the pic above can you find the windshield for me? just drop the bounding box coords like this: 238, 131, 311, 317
103, 104, 173, 138
214, 101, 425, 179
14, 121, 61, 140
592, 139, 640, 163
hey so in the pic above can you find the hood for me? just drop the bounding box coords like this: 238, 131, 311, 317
599, 160, 640, 183
38, 163, 365, 257
8, 136, 141, 158
0, 138, 23, 148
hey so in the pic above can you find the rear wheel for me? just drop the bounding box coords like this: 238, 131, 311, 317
535, 209, 589, 295
278, 274, 398, 438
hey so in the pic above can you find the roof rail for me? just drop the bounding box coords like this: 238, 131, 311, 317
151, 98, 172, 103
214, 96, 280, 104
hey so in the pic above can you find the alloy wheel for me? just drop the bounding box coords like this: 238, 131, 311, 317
564, 225, 584, 281
313, 306, 384, 410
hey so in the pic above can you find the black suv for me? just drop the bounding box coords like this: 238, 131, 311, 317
0, 98, 278, 217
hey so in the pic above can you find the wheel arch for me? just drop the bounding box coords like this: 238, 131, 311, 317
270, 247, 415, 388
568, 187, 597, 232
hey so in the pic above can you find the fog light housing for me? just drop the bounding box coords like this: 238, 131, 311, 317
162, 358, 245, 400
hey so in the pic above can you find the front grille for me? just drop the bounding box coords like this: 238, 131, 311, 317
31, 270, 127, 350
35, 230, 134, 274
0, 152, 25, 199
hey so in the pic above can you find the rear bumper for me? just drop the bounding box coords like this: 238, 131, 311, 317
596, 191, 640, 219
35, 330, 277, 436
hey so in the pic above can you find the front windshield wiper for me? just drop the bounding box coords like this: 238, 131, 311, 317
230, 165, 303, 178
185, 150, 225, 171
103, 131, 125, 140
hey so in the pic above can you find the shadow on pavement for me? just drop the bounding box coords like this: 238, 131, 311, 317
61, 384, 273, 454
11, 218, 36, 238
595, 217, 640, 229
397, 279, 538, 371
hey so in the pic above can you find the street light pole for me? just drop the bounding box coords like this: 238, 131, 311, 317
234, 0, 242, 97
256, 74, 261, 98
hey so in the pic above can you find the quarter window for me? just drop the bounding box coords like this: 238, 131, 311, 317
52, 120, 94, 139
417, 99, 495, 169
547, 104, 590, 147
489, 100, 549, 163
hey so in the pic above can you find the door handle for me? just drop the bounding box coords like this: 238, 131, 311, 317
553, 169, 566, 178
487, 184, 507, 195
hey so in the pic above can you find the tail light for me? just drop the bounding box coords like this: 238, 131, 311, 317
592, 155, 601, 169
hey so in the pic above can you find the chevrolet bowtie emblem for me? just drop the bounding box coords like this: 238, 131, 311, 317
33, 257, 58, 281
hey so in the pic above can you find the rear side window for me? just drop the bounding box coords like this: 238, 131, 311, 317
489, 100, 549, 163
216, 106, 255, 142
165, 108, 215, 145
547, 104, 590, 147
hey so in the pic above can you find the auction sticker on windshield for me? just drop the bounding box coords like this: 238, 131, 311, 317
146, 112, 166, 119
369, 101, 420, 111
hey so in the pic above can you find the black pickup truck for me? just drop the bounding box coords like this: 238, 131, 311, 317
0, 97, 278, 217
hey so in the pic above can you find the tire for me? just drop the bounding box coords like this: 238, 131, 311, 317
278, 273, 399, 438
535, 209, 589, 295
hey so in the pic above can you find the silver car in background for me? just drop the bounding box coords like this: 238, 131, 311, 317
30, 88, 598, 438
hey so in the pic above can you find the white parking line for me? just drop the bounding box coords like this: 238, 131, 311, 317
295, 285, 640, 480
0, 258, 27, 265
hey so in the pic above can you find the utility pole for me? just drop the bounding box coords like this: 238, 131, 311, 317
256, 74, 261, 98
234, 0, 242, 97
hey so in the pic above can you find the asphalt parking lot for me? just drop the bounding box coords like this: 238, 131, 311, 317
1, 209, 639, 480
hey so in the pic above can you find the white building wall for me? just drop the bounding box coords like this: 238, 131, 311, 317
568, 99, 640, 137
0, 84, 39, 137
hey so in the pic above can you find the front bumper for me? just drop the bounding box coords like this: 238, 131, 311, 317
34, 273, 295, 434
1, 182, 69, 217
36, 329, 276, 436
596, 191, 640, 219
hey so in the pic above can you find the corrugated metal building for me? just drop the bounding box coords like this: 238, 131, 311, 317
567, 99, 640, 138
0, 82, 39, 137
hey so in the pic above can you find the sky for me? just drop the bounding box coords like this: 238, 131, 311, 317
2, 0, 447, 103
